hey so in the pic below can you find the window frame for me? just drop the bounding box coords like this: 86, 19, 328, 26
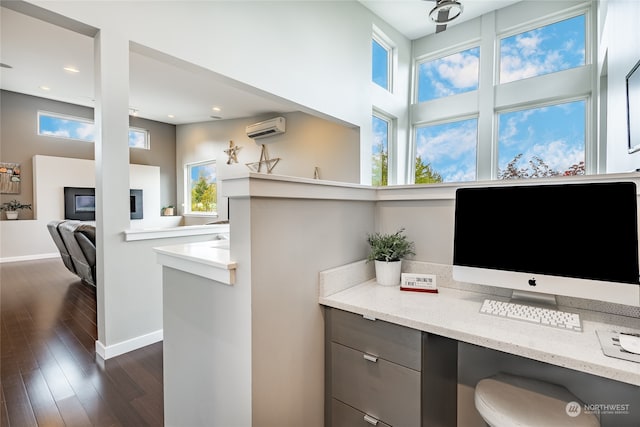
413, 115, 479, 184
372, 27, 395, 93
184, 159, 218, 216
372, 110, 393, 186
415, 44, 481, 104
128, 126, 151, 150
408, 3, 594, 184
37, 110, 95, 142
497, 12, 588, 86
37, 110, 151, 149
495, 97, 588, 180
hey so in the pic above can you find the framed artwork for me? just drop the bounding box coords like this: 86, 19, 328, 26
626, 59, 640, 153
0, 162, 21, 194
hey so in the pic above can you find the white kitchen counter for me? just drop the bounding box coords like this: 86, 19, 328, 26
154, 239, 236, 285
319, 262, 640, 386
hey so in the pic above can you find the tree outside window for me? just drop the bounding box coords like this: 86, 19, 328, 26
188, 161, 217, 213
415, 118, 477, 184
497, 101, 586, 179
372, 114, 389, 186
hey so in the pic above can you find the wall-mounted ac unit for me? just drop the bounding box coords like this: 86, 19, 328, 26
246, 117, 286, 139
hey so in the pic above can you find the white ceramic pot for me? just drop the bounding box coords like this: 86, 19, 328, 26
5, 211, 18, 220
374, 260, 402, 286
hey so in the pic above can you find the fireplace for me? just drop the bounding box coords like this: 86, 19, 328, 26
64, 187, 143, 220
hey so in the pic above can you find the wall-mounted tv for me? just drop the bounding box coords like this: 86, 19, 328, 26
64, 187, 143, 220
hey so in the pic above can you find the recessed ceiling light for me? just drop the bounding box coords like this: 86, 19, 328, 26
212, 107, 221, 112
129, 108, 139, 116
0, 63, 13, 69
63, 66, 80, 73
39, 85, 51, 91
168, 114, 175, 118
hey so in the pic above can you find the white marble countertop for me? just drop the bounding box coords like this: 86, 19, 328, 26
154, 239, 236, 285
320, 279, 640, 386
125, 223, 229, 241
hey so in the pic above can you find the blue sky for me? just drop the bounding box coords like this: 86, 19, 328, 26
39, 113, 147, 148
190, 163, 216, 187
372, 39, 389, 89
408, 15, 586, 182
39, 114, 95, 141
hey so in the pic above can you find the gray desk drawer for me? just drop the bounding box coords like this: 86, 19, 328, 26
332, 342, 421, 427
329, 308, 421, 371
332, 399, 392, 427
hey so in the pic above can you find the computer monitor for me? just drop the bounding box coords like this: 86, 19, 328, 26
452, 181, 640, 307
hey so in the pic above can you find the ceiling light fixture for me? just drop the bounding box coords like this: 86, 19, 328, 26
63, 66, 80, 73
428, 0, 463, 33
212, 107, 221, 112
129, 108, 139, 116
39, 85, 51, 91
429, 0, 463, 24
168, 114, 175, 119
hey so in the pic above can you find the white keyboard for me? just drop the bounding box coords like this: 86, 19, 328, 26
480, 299, 582, 332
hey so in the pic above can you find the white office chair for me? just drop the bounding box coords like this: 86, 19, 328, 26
474, 373, 600, 427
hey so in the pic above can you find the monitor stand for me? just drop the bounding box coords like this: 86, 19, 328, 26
510, 290, 558, 307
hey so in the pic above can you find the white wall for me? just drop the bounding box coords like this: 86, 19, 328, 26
602, 0, 640, 172
177, 111, 361, 219
31, 1, 386, 136
0, 155, 167, 261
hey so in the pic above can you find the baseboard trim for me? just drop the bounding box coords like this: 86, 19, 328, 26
95, 329, 163, 360
0, 252, 59, 264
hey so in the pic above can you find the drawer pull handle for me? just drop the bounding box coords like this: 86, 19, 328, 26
363, 414, 379, 425
363, 353, 378, 363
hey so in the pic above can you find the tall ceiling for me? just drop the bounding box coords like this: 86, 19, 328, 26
0, 1, 520, 126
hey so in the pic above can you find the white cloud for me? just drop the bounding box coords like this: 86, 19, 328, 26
75, 123, 95, 140
42, 129, 71, 138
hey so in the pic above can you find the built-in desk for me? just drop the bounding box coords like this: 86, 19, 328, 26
320, 260, 640, 426
320, 279, 640, 386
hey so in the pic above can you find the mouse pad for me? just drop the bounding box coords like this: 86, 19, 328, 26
596, 330, 640, 363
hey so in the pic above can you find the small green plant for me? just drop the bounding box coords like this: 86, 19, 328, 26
366, 228, 415, 262
1, 199, 32, 212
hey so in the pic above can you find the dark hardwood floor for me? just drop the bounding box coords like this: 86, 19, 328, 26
1, 258, 163, 426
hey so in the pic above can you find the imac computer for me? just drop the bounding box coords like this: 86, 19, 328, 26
452, 181, 640, 307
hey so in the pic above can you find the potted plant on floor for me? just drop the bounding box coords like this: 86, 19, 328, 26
367, 228, 415, 286
1, 199, 32, 220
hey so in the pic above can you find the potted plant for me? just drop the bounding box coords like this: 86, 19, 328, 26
162, 205, 175, 216
367, 228, 415, 286
1, 199, 32, 220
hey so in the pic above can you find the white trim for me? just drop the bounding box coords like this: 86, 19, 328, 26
372, 25, 395, 93
0, 252, 60, 264
184, 159, 217, 215
95, 329, 163, 360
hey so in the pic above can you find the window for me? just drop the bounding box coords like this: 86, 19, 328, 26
415, 118, 478, 183
38, 111, 95, 142
38, 111, 150, 149
128, 127, 149, 149
499, 14, 585, 84
417, 47, 480, 102
409, 3, 593, 185
372, 32, 392, 91
497, 100, 586, 179
372, 113, 390, 186
186, 160, 217, 214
